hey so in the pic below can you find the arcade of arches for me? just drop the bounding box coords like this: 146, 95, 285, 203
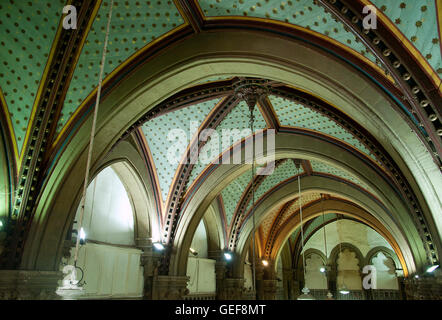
0, 0, 441, 300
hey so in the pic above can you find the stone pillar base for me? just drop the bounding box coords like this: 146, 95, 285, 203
152, 275, 189, 300
0, 270, 63, 300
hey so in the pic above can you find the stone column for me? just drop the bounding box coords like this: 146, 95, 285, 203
218, 278, 245, 300
152, 275, 189, 300
257, 263, 277, 300
137, 237, 160, 300
282, 268, 295, 300
292, 267, 303, 298
261, 279, 278, 300
209, 250, 227, 300
0, 270, 63, 300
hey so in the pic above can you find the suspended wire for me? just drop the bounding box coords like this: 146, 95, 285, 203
249, 105, 257, 296
297, 167, 307, 285
321, 195, 328, 259
337, 214, 347, 292
73, 0, 114, 268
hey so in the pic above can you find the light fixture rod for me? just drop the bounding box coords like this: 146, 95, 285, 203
73, 0, 114, 267
297, 166, 307, 288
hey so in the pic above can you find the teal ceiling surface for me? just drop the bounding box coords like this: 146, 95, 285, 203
221, 169, 253, 226
310, 159, 372, 192
0, 0, 65, 154
303, 212, 337, 240
198, 0, 379, 65
57, 0, 185, 133
260, 192, 322, 242
370, 0, 441, 75
270, 95, 379, 164
273, 192, 323, 237
141, 98, 220, 202
246, 159, 300, 212
186, 100, 267, 191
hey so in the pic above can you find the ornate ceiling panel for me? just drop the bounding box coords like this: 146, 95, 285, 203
0, 0, 65, 154
198, 0, 379, 65
303, 212, 337, 241
260, 204, 284, 243
57, 0, 185, 134
260, 192, 323, 246
186, 100, 267, 191
221, 169, 253, 226
270, 95, 379, 164
369, 0, 441, 76
310, 159, 372, 192
276, 192, 323, 230
141, 98, 220, 201
249, 159, 299, 209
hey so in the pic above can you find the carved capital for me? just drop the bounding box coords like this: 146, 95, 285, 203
234, 83, 268, 111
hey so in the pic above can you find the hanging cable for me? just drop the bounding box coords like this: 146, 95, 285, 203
73, 0, 114, 269
297, 167, 307, 286
249, 105, 257, 297
321, 195, 328, 259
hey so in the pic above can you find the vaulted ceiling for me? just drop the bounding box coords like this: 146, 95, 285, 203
0, 0, 440, 272
0, 0, 440, 160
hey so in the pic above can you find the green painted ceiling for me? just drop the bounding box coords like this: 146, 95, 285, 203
260, 192, 323, 242
246, 158, 300, 212
221, 159, 302, 227
221, 169, 253, 225
1, 0, 440, 160
186, 100, 267, 191
198, 0, 379, 65
310, 159, 372, 192
58, 0, 185, 133
141, 98, 220, 201
370, 0, 441, 75
303, 212, 337, 241
0, 0, 65, 154
270, 95, 379, 164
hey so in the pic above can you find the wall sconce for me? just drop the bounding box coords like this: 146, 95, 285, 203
79, 228, 86, 245
426, 265, 439, 273
189, 248, 198, 256
153, 242, 165, 251
224, 252, 232, 261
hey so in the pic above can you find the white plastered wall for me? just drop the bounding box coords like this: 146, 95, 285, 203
303, 219, 400, 290
186, 219, 216, 294
58, 166, 143, 298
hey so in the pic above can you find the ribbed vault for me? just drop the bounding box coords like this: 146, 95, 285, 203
0, 2, 439, 281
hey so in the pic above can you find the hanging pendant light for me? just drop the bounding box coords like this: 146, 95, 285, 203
63, 0, 115, 291
339, 284, 350, 295
295, 162, 315, 300
235, 82, 268, 300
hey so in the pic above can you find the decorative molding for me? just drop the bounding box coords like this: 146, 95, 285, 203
0, 0, 100, 269
318, 0, 441, 166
